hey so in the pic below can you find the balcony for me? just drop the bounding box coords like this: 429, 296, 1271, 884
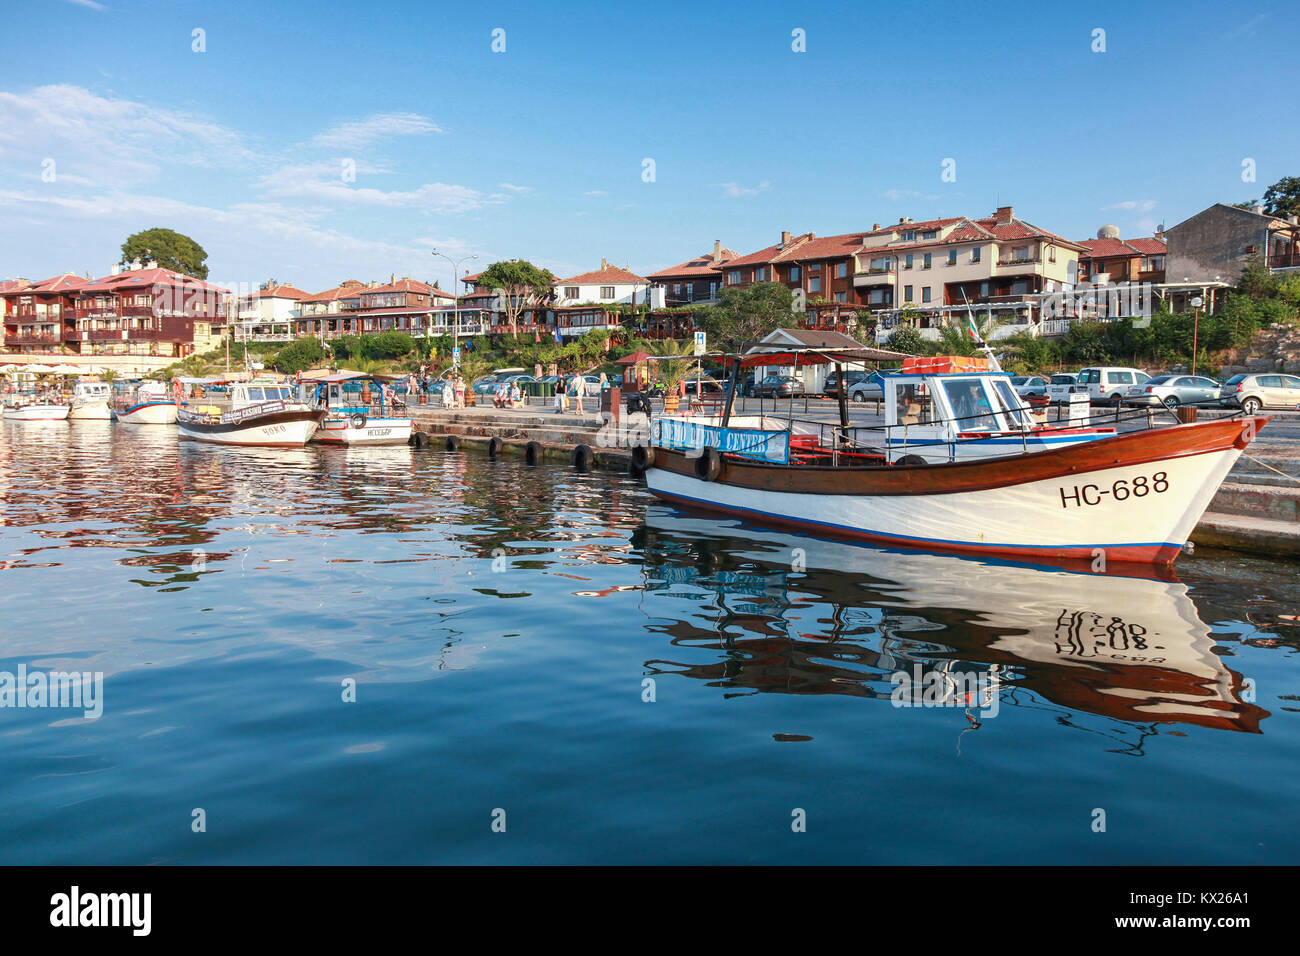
996, 255, 1042, 272
1269, 251, 1300, 270
3, 332, 62, 346
853, 268, 896, 287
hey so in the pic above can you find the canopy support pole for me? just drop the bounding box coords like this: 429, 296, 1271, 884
835, 361, 849, 448
721, 356, 742, 428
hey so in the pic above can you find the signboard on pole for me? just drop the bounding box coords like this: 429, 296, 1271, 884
693, 330, 706, 356
452, 346, 461, 365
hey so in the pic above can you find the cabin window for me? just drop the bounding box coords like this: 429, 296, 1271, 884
941, 379, 998, 431
993, 379, 1029, 427
895, 383, 932, 425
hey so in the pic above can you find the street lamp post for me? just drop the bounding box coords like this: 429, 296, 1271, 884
431, 250, 478, 369
1190, 295, 1204, 376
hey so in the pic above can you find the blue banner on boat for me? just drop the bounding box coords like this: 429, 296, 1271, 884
653, 418, 790, 464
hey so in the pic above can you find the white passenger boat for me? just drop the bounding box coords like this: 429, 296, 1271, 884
178, 381, 325, 447
68, 381, 113, 420
304, 372, 413, 446
637, 346, 1266, 566
113, 381, 178, 424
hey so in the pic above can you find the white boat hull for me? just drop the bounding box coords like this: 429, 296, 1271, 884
3, 404, 71, 421
116, 401, 178, 425
178, 411, 322, 447
69, 400, 113, 421
646, 443, 1242, 564
314, 416, 413, 445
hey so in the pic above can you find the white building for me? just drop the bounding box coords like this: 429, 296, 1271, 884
552, 259, 665, 309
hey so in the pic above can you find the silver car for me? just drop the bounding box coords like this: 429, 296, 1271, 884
1125, 374, 1221, 408
1045, 373, 1081, 404
1219, 373, 1300, 414
1011, 375, 1050, 398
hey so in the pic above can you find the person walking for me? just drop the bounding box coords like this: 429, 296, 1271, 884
442, 378, 454, 408
572, 373, 586, 416
453, 375, 466, 409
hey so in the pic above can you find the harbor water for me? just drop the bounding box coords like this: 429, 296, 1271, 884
1, 420, 1297, 864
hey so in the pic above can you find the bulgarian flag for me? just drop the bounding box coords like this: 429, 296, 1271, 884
967, 315, 980, 340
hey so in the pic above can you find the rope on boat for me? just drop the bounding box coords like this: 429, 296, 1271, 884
1241, 453, 1300, 484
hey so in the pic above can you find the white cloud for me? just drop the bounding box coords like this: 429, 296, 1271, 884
712, 180, 771, 198
311, 112, 442, 149
583, 190, 608, 197
883, 188, 940, 202
498, 183, 530, 193
65, 0, 105, 9
256, 162, 494, 213
0, 84, 257, 186
1104, 199, 1157, 213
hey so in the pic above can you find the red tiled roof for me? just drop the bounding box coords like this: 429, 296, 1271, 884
78, 268, 227, 294
1125, 237, 1167, 255
781, 232, 863, 261
1076, 238, 1138, 258
25, 272, 92, 294
250, 283, 312, 300
301, 280, 367, 303
722, 241, 790, 269
648, 249, 739, 279
556, 264, 648, 285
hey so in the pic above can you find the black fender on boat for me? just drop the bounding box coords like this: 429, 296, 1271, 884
694, 446, 722, 481
631, 444, 655, 473
445, 434, 461, 451
487, 436, 504, 457
525, 441, 543, 465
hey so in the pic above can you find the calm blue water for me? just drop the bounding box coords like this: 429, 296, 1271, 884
0, 420, 1297, 864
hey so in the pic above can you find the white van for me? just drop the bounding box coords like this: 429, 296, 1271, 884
1075, 367, 1151, 404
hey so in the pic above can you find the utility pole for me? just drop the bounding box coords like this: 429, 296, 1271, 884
431, 250, 478, 369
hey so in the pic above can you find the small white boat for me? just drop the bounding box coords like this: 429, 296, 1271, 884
68, 381, 113, 421
3, 402, 70, 421
305, 372, 413, 446
113, 381, 178, 424
178, 381, 324, 447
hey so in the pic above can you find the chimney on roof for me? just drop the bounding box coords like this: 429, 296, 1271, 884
873, 223, 880, 231
780, 230, 792, 246
110, 264, 121, 276
713, 239, 722, 262
1251, 204, 1264, 216
600, 257, 608, 271
145, 260, 158, 270
995, 205, 1014, 224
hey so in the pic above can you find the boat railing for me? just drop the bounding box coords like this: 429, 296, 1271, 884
779, 401, 1186, 466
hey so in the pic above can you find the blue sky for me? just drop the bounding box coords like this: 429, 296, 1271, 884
1, 0, 1296, 292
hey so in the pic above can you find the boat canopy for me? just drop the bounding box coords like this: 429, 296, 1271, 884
720, 345, 913, 369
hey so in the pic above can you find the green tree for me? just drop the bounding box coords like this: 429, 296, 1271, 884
271, 337, 327, 374
697, 282, 794, 352
120, 228, 209, 279
885, 325, 926, 355
477, 260, 557, 328
1261, 176, 1300, 218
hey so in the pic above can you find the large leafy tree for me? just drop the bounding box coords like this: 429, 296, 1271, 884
696, 282, 795, 352
477, 259, 557, 328
1261, 176, 1300, 218
121, 228, 210, 279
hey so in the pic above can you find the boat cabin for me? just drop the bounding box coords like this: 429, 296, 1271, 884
73, 381, 111, 401
232, 383, 297, 410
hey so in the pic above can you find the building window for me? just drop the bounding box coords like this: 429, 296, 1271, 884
836, 262, 847, 278
980, 281, 989, 296
868, 289, 885, 304
565, 287, 579, 299
923, 253, 932, 269
1048, 246, 1057, 263
709, 281, 718, 297
834, 291, 847, 303
600, 286, 615, 299
904, 231, 915, 241
922, 287, 931, 303
755, 267, 766, 282
809, 277, 821, 293
672, 283, 681, 295
1012, 280, 1028, 295
922, 230, 937, 239
809, 262, 820, 271
905, 254, 914, 269
947, 250, 957, 265
971, 247, 981, 263
728, 271, 741, 284
789, 265, 800, 281
904, 285, 913, 302
1014, 247, 1030, 261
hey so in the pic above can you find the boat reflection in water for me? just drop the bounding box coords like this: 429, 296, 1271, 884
636, 506, 1267, 738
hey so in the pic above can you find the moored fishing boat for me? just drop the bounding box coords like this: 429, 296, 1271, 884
638, 344, 1268, 566
304, 371, 413, 446
2, 400, 70, 421
178, 381, 325, 447
68, 381, 113, 420
113, 380, 178, 424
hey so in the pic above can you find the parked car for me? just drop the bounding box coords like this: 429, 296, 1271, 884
847, 371, 888, 403
1010, 375, 1050, 398
1045, 373, 1081, 404
1219, 373, 1300, 414
473, 372, 535, 396
1124, 374, 1221, 408
681, 378, 725, 398
1075, 367, 1151, 404
822, 369, 872, 398
752, 374, 806, 398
